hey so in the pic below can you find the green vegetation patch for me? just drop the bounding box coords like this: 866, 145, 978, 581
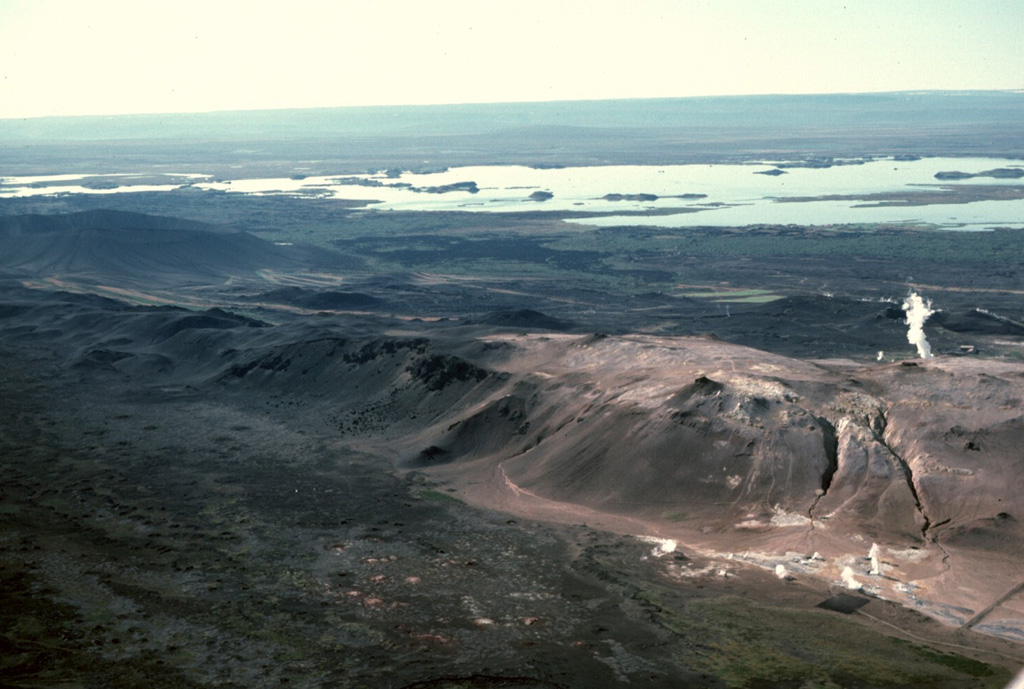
714, 294, 785, 304
660, 510, 691, 523
674, 288, 783, 303
649, 595, 1009, 688
918, 648, 998, 678
675, 289, 775, 298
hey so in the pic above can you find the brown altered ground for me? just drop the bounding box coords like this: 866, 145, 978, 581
415, 334, 1024, 641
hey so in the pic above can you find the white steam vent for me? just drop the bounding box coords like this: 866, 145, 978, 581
638, 536, 677, 557
903, 292, 935, 359
841, 566, 861, 591
869, 543, 881, 575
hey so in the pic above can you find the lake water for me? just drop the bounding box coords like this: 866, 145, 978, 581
0, 173, 209, 197
3, 158, 1023, 230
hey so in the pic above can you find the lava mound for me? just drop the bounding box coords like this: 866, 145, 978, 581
931, 309, 1024, 335
0, 210, 313, 286
248, 286, 384, 311
479, 309, 574, 331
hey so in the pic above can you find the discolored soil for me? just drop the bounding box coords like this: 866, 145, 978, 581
1, 284, 1022, 688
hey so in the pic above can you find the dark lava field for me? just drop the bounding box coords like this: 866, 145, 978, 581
2, 93, 1024, 688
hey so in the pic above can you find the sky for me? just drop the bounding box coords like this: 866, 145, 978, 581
1, 0, 1022, 119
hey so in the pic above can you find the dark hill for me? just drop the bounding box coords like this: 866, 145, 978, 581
0, 209, 234, 235
152, 307, 267, 341
248, 286, 384, 311
478, 309, 575, 332
931, 309, 1024, 336
0, 210, 326, 286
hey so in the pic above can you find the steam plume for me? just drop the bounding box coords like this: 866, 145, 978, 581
903, 292, 935, 358
841, 566, 861, 591
869, 543, 881, 575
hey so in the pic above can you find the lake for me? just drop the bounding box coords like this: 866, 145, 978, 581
3, 157, 1022, 230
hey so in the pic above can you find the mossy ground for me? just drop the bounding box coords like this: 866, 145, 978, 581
650, 593, 1010, 688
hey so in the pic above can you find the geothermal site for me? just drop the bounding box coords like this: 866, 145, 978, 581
2, 92, 1024, 688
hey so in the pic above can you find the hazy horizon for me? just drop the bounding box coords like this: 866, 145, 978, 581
2, 0, 1023, 120
3, 87, 1023, 123
4, 91, 1022, 154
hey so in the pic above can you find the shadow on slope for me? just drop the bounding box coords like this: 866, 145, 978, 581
0, 210, 357, 287
476, 309, 576, 332
243, 286, 385, 311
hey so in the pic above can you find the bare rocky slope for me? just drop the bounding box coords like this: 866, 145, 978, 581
3, 283, 1022, 644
